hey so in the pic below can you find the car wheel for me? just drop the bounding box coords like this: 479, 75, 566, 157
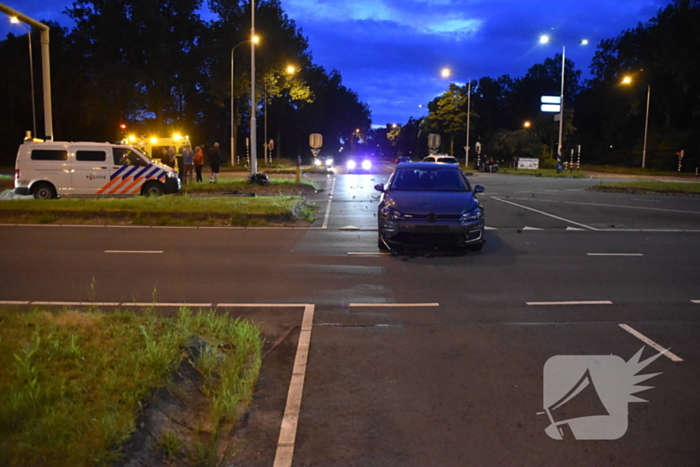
142, 181, 164, 197
32, 182, 56, 200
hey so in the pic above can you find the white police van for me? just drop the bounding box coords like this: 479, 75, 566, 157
14, 139, 180, 199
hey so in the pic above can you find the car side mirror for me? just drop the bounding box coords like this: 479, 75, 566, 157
474, 185, 485, 193
374, 183, 385, 193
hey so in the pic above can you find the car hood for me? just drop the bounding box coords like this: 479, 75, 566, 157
385, 190, 479, 215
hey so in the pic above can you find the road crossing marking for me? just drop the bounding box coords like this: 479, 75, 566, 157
619, 324, 683, 362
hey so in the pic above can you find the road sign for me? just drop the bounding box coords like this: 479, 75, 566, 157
428, 133, 441, 150
475, 141, 482, 154
541, 104, 561, 113
309, 133, 323, 149
541, 95, 561, 104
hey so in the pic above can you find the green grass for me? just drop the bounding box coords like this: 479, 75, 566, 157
181, 178, 318, 194
0, 192, 317, 225
583, 165, 697, 177
497, 167, 588, 178
589, 180, 700, 195
0, 306, 263, 466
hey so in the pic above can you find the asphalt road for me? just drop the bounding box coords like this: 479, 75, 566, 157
1, 165, 699, 466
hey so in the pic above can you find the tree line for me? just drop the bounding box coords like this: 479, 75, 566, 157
400, 0, 699, 171
0, 0, 372, 165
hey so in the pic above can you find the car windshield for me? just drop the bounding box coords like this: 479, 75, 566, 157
389, 167, 468, 192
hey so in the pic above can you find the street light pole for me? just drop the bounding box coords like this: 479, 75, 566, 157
10, 16, 38, 139
250, 0, 257, 176
441, 68, 471, 167
622, 76, 651, 168
539, 36, 587, 164
231, 38, 255, 167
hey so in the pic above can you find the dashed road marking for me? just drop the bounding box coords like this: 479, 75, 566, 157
348, 303, 440, 307
526, 300, 613, 306
104, 250, 163, 254
587, 253, 644, 257
619, 324, 683, 362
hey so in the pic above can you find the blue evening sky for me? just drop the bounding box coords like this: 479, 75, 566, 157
1, 0, 670, 126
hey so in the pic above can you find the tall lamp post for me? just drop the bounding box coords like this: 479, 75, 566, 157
11, 17, 37, 138
621, 76, 650, 169
231, 36, 258, 167
441, 68, 471, 167
539, 35, 588, 164
250, 0, 258, 175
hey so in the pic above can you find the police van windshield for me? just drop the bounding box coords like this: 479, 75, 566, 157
113, 147, 150, 167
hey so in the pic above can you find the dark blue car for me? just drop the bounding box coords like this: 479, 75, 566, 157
374, 162, 485, 252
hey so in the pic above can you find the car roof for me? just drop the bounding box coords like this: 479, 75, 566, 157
396, 161, 461, 169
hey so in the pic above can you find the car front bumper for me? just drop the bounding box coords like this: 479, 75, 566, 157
379, 218, 485, 247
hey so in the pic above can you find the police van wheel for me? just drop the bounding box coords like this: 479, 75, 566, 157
142, 182, 164, 197
33, 182, 56, 200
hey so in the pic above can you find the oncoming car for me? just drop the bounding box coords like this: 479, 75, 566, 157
346, 157, 372, 173
374, 162, 485, 252
14, 140, 181, 199
313, 156, 334, 170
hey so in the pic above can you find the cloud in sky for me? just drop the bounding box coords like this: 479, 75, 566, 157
1, 0, 671, 126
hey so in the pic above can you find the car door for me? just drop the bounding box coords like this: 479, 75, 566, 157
72, 147, 112, 195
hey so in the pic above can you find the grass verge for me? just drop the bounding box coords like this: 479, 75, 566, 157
588, 181, 700, 196
0, 193, 319, 226
0, 306, 263, 466
181, 178, 319, 195
496, 168, 587, 178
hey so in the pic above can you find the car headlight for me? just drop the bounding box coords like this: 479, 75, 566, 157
460, 209, 483, 224
167, 171, 179, 179
380, 206, 404, 220
362, 159, 372, 170
314, 159, 322, 166
347, 160, 356, 170
326, 158, 333, 165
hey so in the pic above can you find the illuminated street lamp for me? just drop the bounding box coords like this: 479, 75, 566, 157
441, 68, 472, 167
621, 76, 650, 169
539, 35, 588, 164
231, 35, 259, 166
11, 16, 37, 138
523, 121, 532, 128
250, 0, 258, 175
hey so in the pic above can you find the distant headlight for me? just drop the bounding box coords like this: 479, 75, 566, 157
347, 160, 356, 170
326, 158, 334, 165
314, 159, 322, 166
167, 171, 179, 179
380, 206, 404, 220
460, 208, 483, 224
362, 159, 372, 170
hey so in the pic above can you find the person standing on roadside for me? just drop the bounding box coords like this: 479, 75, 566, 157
182, 145, 195, 184
166, 145, 177, 169
194, 146, 204, 183
208, 142, 222, 183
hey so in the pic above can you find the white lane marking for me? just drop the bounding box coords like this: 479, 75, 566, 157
127, 302, 212, 307
347, 252, 392, 256
526, 301, 613, 306
0, 300, 30, 305
348, 303, 440, 307
564, 200, 700, 216
522, 226, 543, 231
485, 226, 498, 230
217, 303, 310, 308
274, 304, 315, 467
566, 227, 587, 231
587, 253, 644, 257
619, 324, 683, 362
104, 250, 163, 254
30, 301, 122, 306
321, 177, 336, 230
691, 300, 700, 304
0, 301, 320, 309
492, 197, 597, 230
340, 226, 360, 231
